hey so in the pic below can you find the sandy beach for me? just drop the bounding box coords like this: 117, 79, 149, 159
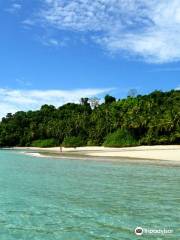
14, 145, 180, 162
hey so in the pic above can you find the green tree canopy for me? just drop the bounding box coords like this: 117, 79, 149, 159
0, 90, 179, 147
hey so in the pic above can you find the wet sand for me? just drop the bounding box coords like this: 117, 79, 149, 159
14, 145, 180, 162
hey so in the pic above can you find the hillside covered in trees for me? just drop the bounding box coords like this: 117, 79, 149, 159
0, 90, 179, 148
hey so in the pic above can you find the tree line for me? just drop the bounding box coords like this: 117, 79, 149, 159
0, 90, 179, 147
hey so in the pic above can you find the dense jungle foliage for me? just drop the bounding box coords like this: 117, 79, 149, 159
0, 90, 179, 147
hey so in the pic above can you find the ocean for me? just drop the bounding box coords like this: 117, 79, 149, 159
0, 150, 179, 239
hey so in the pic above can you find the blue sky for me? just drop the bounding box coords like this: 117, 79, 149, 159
0, 0, 180, 118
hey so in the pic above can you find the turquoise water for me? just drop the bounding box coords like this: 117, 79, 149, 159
0, 150, 179, 240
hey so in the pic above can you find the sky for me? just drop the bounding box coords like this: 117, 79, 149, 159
0, 0, 180, 118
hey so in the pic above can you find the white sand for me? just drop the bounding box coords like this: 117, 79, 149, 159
14, 145, 180, 161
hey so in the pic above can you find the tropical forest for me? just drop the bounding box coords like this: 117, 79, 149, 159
0, 90, 179, 148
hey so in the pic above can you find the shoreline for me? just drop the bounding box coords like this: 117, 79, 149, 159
10, 145, 180, 163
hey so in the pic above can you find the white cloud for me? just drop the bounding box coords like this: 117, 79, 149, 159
35, 0, 180, 63
22, 19, 35, 26
39, 37, 67, 47
15, 78, 32, 87
5, 3, 22, 13
0, 88, 112, 119
45, 38, 59, 46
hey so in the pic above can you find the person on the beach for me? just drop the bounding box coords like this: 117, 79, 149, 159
60, 145, 62, 153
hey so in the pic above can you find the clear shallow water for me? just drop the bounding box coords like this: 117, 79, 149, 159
0, 150, 179, 240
